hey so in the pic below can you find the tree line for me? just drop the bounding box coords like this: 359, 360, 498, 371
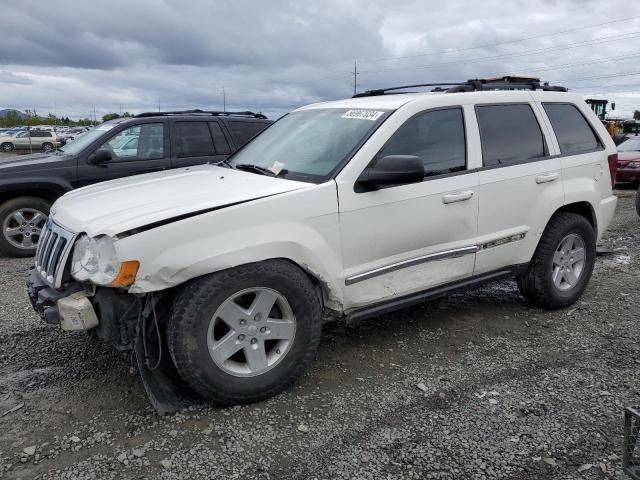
0, 110, 133, 128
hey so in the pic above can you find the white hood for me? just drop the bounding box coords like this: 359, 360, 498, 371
52, 164, 310, 237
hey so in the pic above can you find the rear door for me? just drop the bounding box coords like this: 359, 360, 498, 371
169, 120, 230, 168
474, 99, 564, 274
77, 121, 170, 186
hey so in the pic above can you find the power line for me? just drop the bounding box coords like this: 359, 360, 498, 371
355, 15, 640, 65
523, 51, 640, 74
561, 70, 640, 82
357, 30, 640, 76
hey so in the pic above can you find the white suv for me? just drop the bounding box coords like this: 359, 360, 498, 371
27, 78, 618, 410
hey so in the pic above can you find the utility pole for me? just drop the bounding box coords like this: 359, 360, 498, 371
222, 87, 226, 112
119, 103, 122, 116
158, 96, 161, 112
353, 60, 359, 96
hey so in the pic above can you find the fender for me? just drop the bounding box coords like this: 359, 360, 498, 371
0, 177, 73, 196
111, 182, 345, 311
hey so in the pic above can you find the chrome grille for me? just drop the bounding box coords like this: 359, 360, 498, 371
35, 220, 76, 288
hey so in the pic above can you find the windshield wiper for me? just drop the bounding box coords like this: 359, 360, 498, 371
234, 163, 280, 177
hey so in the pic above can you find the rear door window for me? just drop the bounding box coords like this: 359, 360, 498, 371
174, 121, 215, 157
542, 103, 603, 155
228, 121, 268, 146
476, 104, 547, 166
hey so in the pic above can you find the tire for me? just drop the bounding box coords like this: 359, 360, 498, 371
1, 142, 14, 152
167, 259, 322, 405
517, 212, 596, 310
42, 142, 54, 152
0, 197, 51, 257
636, 187, 640, 217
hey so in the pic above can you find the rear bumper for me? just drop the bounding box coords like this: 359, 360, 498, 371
597, 195, 618, 242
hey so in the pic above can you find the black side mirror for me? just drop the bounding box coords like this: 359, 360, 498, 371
88, 148, 112, 166
357, 155, 424, 190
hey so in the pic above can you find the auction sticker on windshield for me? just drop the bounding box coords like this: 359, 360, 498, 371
342, 110, 385, 121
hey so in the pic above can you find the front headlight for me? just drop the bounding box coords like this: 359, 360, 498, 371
70, 235, 121, 285
629, 161, 640, 169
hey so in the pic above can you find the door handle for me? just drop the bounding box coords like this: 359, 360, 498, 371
144, 167, 166, 172
535, 172, 559, 184
442, 190, 474, 204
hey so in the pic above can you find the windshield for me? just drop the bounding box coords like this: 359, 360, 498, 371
58, 122, 117, 155
618, 137, 640, 152
228, 108, 392, 182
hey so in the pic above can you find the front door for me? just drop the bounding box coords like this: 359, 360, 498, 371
77, 122, 171, 186
338, 107, 479, 311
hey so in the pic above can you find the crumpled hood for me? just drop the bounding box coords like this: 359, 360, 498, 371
52, 164, 310, 237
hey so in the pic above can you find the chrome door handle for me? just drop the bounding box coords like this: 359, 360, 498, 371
535, 172, 559, 184
442, 190, 474, 204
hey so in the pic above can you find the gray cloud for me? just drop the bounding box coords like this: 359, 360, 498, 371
1, 0, 639, 119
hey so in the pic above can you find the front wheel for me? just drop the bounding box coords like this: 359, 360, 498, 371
1, 142, 14, 152
517, 212, 596, 309
0, 197, 50, 257
635, 187, 640, 217
167, 260, 322, 405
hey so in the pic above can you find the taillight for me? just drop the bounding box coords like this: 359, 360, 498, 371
608, 153, 618, 189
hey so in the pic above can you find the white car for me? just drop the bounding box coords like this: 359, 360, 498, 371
27, 77, 618, 411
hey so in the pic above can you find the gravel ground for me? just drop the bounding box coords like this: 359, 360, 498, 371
0, 190, 639, 480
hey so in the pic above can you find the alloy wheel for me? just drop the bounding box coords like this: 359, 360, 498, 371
2, 208, 47, 250
207, 287, 296, 377
551, 233, 586, 291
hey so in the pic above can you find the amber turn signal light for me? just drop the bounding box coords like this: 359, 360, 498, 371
110, 261, 140, 287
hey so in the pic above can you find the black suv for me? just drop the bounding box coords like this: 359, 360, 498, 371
0, 110, 271, 257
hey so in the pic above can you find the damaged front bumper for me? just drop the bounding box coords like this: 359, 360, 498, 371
25, 267, 202, 413
26, 266, 95, 329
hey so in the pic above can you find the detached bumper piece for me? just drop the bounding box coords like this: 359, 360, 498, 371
624, 406, 640, 479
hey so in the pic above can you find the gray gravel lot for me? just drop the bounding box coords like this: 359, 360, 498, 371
0, 190, 639, 480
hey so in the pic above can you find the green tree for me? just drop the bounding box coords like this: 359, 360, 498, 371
0, 110, 21, 127
102, 113, 121, 122
23, 109, 41, 126
634, 110, 640, 121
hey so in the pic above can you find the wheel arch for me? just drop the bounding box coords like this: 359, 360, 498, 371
553, 201, 597, 234
0, 187, 62, 206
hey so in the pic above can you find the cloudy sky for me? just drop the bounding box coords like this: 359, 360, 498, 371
1, 0, 640, 120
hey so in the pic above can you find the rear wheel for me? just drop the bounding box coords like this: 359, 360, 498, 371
42, 142, 54, 152
517, 212, 596, 309
1, 142, 14, 152
167, 259, 322, 405
0, 197, 50, 257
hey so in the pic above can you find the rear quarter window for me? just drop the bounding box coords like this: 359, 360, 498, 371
228, 121, 269, 147
542, 103, 603, 155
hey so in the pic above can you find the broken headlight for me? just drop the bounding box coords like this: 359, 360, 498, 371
70, 234, 120, 285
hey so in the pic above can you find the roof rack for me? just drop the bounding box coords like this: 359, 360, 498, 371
135, 109, 267, 119
353, 76, 568, 98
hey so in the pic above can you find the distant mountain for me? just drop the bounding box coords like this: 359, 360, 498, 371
0, 109, 25, 119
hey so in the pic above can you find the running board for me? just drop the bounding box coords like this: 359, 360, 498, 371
346, 267, 525, 322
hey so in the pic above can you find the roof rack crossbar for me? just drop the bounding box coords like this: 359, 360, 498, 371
353, 77, 567, 97
135, 109, 267, 119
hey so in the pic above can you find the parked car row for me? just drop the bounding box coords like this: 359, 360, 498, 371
0, 110, 271, 256
19, 77, 620, 411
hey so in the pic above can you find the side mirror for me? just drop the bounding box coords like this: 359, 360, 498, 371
88, 148, 112, 166
357, 155, 424, 190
